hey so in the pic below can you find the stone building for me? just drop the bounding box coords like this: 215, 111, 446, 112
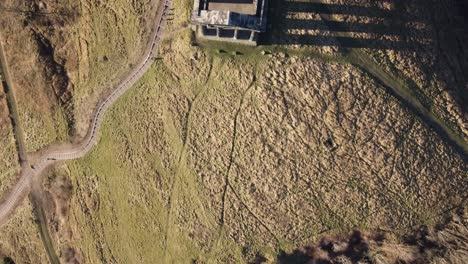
191, 0, 268, 45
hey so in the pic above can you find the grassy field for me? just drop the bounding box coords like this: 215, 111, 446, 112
0, 82, 19, 195
55, 0, 467, 262
71, 0, 157, 138
0, 2, 70, 151
0, 0, 156, 151
0, 200, 48, 264
0, 0, 157, 262
1, 42, 45, 264
61, 6, 466, 261
0, 0, 466, 263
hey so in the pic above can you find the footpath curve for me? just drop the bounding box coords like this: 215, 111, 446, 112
0, 0, 173, 224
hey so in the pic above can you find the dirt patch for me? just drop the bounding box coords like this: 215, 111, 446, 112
61, 246, 82, 264
41, 166, 83, 264
32, 31, 76, 134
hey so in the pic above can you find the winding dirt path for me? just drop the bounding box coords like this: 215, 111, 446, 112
0, 0, 173, 225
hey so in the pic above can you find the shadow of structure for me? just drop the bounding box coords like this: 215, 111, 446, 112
261, 0, 433, 50
276, 231, 373, 264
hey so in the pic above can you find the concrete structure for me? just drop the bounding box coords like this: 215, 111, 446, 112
191, 0, 268, 45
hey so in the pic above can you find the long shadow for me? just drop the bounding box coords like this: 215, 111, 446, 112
283, 19, 430, 35
261, 0, 431, 50
281, 35, 423, 49
260, 0, 468, 158
283, 2, 401, 18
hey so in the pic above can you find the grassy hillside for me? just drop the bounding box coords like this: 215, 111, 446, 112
0, 0, 466, 263
0, 201, 48, 264
0, 83, 19, 194
0, 0, 156, 151
62, 26, 466, 264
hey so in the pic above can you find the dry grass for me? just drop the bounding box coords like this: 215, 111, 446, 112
278, 210, 468, 264
0, 0, 465, 263
0, 84, 19, 196
58, 3, 466, 262
0, 0, 157, 151
0, 1, 70, 151
0, 201, 48, 264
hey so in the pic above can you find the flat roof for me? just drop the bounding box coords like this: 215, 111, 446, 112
208, 3, 257, 15
192, 0, 268, 32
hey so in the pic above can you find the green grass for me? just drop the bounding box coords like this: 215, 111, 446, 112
65, 61, 203, 263
50, 0, 467, 263
17, 101, 69, 151
0, 128, 19, 194
196, 36, 349, 65
0, 201, 49, 263
0, 0, 156, 152
63, 39, 467, 263
73, 0, 154, 101
64, 50, 268, 262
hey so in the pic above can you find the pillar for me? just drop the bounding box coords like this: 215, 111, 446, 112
216, 28, 220, 37
234, 29, 238, 39
249, 31, 255, 41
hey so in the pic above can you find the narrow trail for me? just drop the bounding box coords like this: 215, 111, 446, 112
0, 0, 173, 225
219, 77, 256, 225
161, 60, 214, 263
0, 36, 28, 164
30, 190, 61, 264
1, 30, 61, 263
208, 75, 282, 261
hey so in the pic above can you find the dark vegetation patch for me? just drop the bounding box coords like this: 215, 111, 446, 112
15, 0, 81, 137
0, 256, 15, 264
276, 211, 468, 264
62, 246, 81, 264
32, 31, 76, 136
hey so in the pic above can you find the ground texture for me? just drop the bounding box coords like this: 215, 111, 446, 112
0, 0, 466, 263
